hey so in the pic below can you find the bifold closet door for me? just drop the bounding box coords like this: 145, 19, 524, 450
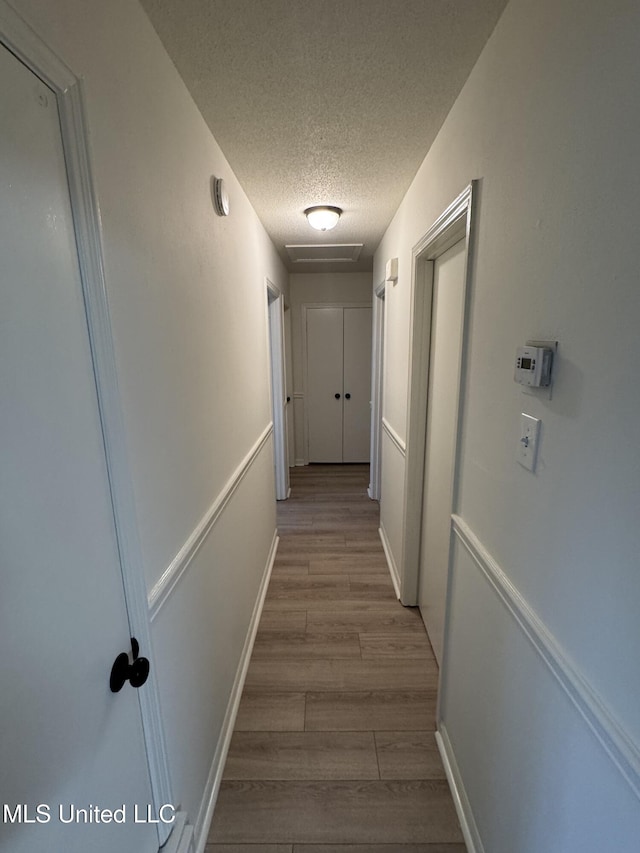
343, 307, 372, 463
306, 306, 372, 463
307, 307, 344, 462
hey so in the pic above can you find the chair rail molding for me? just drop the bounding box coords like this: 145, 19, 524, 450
149, 423, 274, 620
451, 514, 640, 803
381, 417, 407, 456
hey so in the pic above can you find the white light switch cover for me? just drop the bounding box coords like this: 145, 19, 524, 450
518, 413, 541, 472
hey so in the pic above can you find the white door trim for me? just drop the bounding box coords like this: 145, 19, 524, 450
400, 182, 477, 605
0, 4, 174, 846
266, 280, 289, 499
368, 281, 385, 499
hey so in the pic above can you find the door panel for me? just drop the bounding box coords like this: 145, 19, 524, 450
284, 308, 295, 469
343, 307, 372, 463
418, 239, 466, 665
0, 44, 156, 853
306, 308, 343, 462
268, 293, 289, 498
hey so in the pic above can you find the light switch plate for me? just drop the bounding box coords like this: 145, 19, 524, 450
518, 413, 541, 472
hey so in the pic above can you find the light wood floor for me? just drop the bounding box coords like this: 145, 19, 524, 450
207, 464, 465, 853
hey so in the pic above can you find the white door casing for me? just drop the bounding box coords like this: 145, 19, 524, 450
401, 184, 476, 655
417, 239, 467, 664
369, 282, 386, 500
0, 40, 159, 853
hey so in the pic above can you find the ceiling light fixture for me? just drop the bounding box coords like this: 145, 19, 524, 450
305, 205, 342, 231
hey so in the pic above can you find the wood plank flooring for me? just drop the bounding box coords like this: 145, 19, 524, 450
207, 465, 465, 852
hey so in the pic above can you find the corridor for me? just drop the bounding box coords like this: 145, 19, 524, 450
207, 465, 465, 850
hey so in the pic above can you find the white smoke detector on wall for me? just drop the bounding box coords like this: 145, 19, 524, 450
212, 177, 230, 216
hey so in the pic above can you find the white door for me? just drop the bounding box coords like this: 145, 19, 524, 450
0, 44, 157, 853
343, 307, 372, 463
284, 308, 295, 470
418, 239, 466, 665
306, 306, 372, 463
306, 307, 344, 462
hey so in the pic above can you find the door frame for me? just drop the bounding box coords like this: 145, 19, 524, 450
368, 281, 386, 500
301, 302, 372, 465
266, 279, 289, 500
0, 4, 174, 846
400, 182, 477, 605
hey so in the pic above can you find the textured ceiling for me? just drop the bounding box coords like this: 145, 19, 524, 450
140, 0, 508, 272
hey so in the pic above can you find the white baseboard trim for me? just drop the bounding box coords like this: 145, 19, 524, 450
381, 417, 407, 457
192, 529, 279, 853
160, 811, 194, 853
436, 726, 484, 853
295, 458, 306, 467
452, 514, 640, 803
379, 523, 401, 600
149, 424, 273, 621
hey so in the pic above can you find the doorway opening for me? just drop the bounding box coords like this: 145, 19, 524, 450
401, 183, 477, 665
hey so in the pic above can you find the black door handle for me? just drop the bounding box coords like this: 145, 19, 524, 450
286, 396, 291, 403
345, 393, 351, 399
335, 393, 341, 399
110, 637, 150, 692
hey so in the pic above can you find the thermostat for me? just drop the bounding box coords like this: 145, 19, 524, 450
514, 345, 553, 387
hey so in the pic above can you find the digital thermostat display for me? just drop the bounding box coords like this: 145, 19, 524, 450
514, 345, 553, 387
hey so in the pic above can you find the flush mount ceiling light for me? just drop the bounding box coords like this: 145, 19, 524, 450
304, 205, 342, 231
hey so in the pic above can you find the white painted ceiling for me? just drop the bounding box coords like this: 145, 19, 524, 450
140, 0, 508, 272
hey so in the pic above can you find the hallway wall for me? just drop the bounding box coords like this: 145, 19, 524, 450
11, 0, 288, 841
289, 272, 372, 465
374, 0, 640, 850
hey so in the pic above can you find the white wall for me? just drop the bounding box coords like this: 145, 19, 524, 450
11, 0, 288, 843
290, 272, 372, 464
374, 0, 640, 849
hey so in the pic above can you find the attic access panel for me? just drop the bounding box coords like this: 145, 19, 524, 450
285, 243, 364, 263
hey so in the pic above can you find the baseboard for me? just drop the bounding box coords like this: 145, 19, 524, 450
192, 529, 279, 853
436, 726, 484, 853
160, 811, 194, 853
295, 458, 306, 467
378, 523, 401, 599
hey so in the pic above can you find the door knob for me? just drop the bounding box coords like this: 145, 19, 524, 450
286, 396, 291, 403
345, 393, 351, 399
110, 637, 150, 692
335, 393, 341, 399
